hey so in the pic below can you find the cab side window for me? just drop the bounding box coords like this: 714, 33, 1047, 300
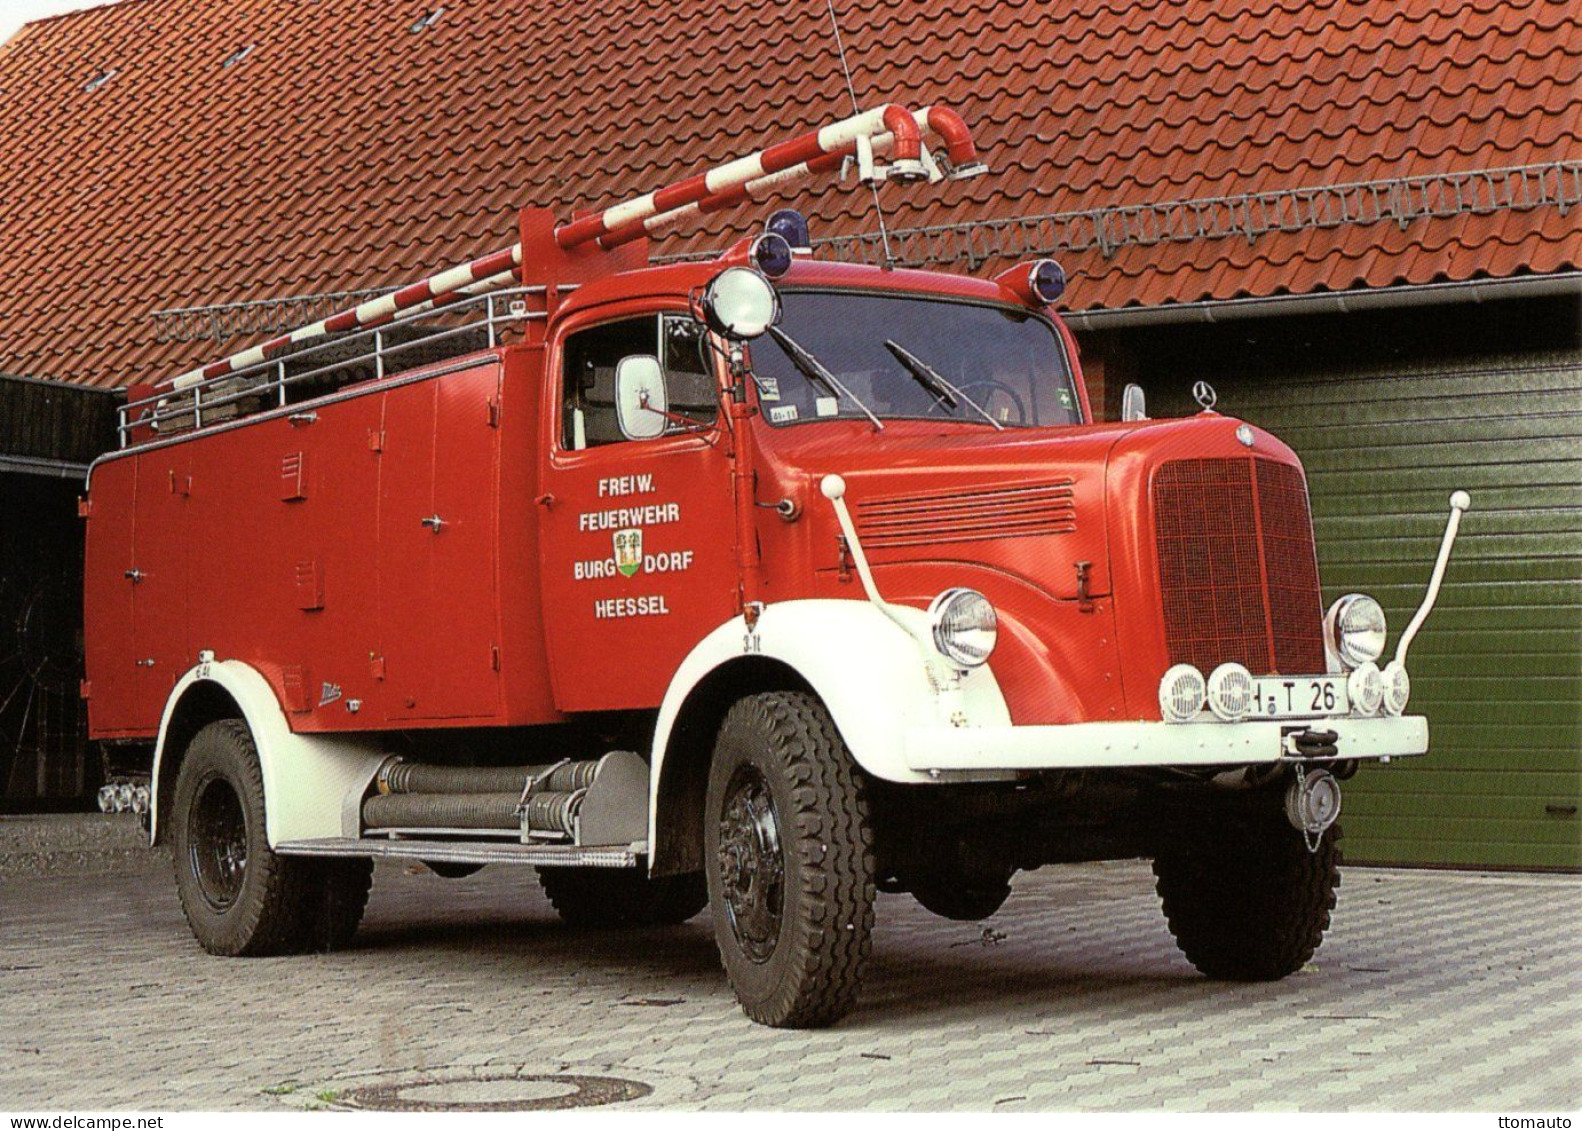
561, 314, 717, 449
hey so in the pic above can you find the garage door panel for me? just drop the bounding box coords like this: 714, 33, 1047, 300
1230, 356, 1579, 409
1297, 436, 1581, 472
1263, 389, 1582, 431
1311, 463, 1580, 496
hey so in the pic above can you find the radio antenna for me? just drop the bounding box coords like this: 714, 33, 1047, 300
825, 0, 896, 269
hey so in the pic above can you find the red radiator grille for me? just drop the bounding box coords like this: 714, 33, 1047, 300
1153, 458, 1325, 675
1255, 459, 1328, 674
855, 479, 1076, 550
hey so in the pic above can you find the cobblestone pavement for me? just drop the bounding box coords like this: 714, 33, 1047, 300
1, 840, 1577, 1112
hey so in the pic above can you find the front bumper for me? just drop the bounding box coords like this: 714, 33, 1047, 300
902, 714, 1428, 773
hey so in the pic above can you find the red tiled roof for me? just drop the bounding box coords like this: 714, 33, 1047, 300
0, 0, 1576, 388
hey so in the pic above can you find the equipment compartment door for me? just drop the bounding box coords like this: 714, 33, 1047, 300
378, 363, 503, 722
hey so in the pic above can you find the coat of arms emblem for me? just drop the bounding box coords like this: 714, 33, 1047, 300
613, 528, 643, 578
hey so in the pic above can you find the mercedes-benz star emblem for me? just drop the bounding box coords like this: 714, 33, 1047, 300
1192, 381, 1217, 411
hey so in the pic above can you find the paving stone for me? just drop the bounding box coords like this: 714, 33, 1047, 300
0, 849, 1576, 1111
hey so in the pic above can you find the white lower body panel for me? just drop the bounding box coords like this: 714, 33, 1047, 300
903, 715, 1429, 773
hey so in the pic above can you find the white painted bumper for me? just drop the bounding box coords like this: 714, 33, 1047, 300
902, 714, 1429, 773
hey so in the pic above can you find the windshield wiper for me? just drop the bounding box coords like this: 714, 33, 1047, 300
765, 326, 884, 432
884, 339, 1005, 431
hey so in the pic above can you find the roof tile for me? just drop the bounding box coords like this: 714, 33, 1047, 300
0, 0, 1576, 386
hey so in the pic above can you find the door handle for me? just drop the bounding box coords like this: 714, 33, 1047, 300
124, 568, 146, 583
420, 515, 447, 532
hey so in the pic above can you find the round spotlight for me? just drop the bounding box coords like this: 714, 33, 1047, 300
1325, 593, 1387, 668
1159, 663, 1206, 722
1206, 662, 1255, 721
928, 588, 998, 669
1381, 660, 1411, 716
1348, 661, 1384, 715
749, 232, 794, 279
1028, 259, 1067, 304
700, 266, 779, 341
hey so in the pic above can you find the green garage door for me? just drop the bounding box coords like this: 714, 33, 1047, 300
1155, 333, 1581, 869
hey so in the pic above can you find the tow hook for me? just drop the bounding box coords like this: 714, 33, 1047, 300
1284, 767, 1342, 852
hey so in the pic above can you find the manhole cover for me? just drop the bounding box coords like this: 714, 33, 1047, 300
339, 1072, 652, 1112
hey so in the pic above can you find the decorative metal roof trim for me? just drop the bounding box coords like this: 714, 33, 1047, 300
662, 161, 1581, 270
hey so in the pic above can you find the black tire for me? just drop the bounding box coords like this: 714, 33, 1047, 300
705, 691, 875, 1028
910, 874, 1012, 922
1153, 812, 1341, 981
170, 719, 371, 956
536, 867, 707, 928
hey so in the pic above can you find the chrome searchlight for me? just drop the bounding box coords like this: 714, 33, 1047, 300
701, 267, 779, 341
1159, 664, 1206, 722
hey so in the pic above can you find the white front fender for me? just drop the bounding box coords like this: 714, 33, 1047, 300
648, 599, 1011, 853
149, 659, 387, 848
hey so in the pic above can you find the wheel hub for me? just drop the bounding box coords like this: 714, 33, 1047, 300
190, 774, 248, 911
716, 767, 784, 963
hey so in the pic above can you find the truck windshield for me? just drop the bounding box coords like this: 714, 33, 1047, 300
748, 290, 1081, 429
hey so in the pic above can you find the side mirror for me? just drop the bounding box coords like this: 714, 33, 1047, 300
615, 355, 667, 441
1121, 383, 1147, 422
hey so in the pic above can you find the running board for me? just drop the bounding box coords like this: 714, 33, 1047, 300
275, 837, 644, 868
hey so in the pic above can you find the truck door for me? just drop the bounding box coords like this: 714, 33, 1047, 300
130, 446, 193, 723
538, 310, 737, 712
378, 361, 503, 722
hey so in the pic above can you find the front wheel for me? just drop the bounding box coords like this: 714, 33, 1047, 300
1153, 809, 1340, 981
705, 692, 875, 1028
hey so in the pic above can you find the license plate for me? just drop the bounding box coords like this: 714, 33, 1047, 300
1249, 675, 1349, 719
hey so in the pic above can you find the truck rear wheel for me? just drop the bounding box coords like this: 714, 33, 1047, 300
1153, 811, 1340, 981
536, 867, 707, 927
170, 719, 371, 956
705, 692, 875, 1028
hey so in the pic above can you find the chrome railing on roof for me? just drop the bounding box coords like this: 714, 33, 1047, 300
118, 286, 553, 448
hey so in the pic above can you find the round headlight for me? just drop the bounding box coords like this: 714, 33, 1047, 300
1206, 662, 1255, 721
1381, 660, 1410, 716
928, 588, 997, 669
1348, 661, 1384, 715
701, 266, 779, 341
1159, 663, 1206, 722
1325, 594, 1387, 667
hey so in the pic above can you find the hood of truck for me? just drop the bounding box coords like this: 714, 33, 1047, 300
757, 413, 1312, 725
761, 417, 1146, 601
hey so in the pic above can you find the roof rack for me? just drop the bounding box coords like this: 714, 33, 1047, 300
119, 103, 988, 449
119, 286, 548, 447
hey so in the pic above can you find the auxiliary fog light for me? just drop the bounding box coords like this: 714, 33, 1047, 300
1159, 663, 1206, 722
1348, 661, 1384, 715
1206, 662, 1255, 721
1325, 593, 1387, 667
928, 588, 998, 669
1381, 660, 1411, 716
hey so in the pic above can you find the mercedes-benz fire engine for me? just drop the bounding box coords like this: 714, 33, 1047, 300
82, 105, 1469, 1027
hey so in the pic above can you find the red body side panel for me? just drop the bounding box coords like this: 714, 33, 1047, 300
83, 348, 559, 738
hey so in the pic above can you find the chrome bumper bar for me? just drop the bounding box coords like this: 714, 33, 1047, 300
903, 714, 1428, 773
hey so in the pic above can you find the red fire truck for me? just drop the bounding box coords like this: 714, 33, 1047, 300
82, 105, 1469, 1027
